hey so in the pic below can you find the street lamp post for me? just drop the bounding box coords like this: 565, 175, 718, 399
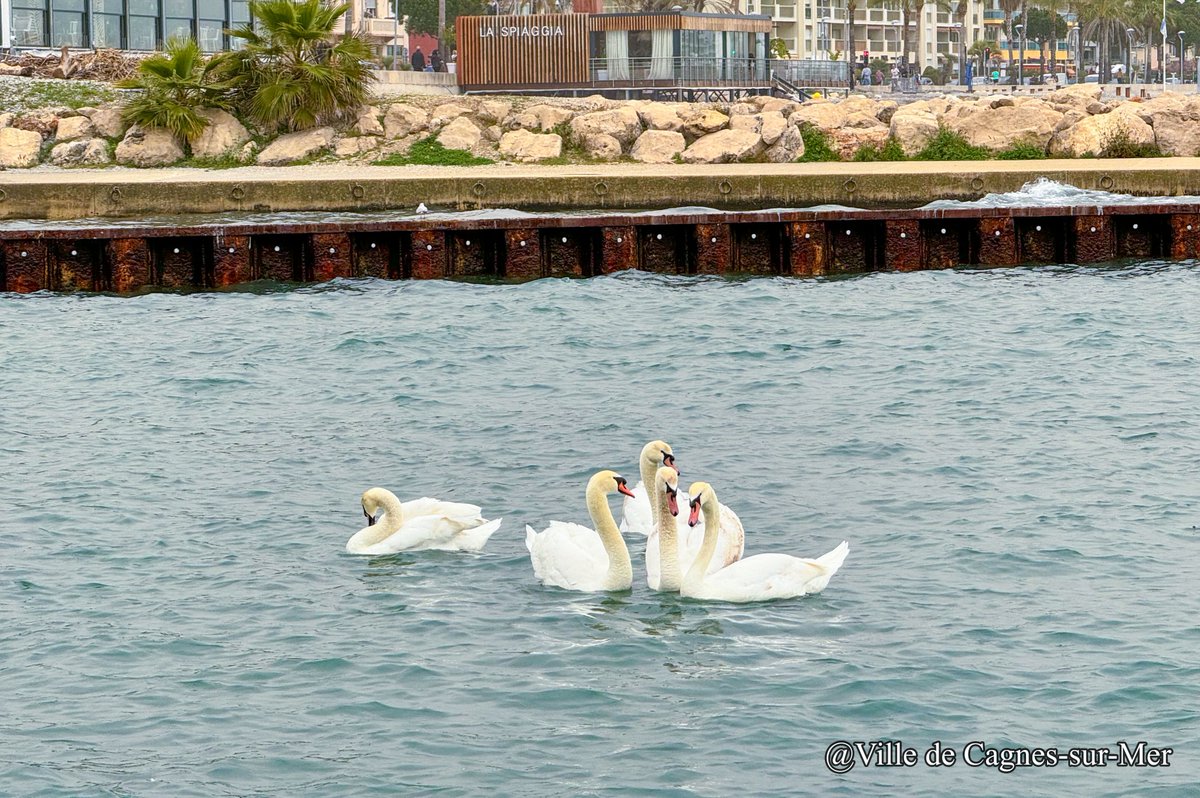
1067, 27, 1080, 84
1127, 27, 1135, 83
1015, 23, 1024, 85
1162, 0, 1167, 92
1178, 30, 1185, 85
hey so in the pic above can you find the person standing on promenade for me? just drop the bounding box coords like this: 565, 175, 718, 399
431, 49, 444, 72
411, 46, 425, 72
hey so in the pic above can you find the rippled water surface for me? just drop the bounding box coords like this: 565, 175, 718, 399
3, 265, 1198, 796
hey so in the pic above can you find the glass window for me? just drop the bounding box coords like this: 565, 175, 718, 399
128, 15, 158, 48
128, 0, 158, 15
198, 0, 223, 15
165, 0, 193, 16
13, 9, 47, 46
231, 0, 249, 21
166, 18, 194, 40
52, 12, 85, 45
198, 20, 224, 50
93, 0, 123, 11
93, 13, 124, 47
54, 0, 85, 10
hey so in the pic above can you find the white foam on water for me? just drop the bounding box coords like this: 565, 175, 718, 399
923, 177, 1200, 210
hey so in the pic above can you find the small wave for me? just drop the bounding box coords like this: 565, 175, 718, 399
923, 176, 1200, 210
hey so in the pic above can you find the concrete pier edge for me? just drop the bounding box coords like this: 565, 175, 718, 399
5, 159, 1200, 221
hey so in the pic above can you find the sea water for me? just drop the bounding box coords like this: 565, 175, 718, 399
2, 264, 1198, 796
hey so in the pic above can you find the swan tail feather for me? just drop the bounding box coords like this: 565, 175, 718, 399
458, 518, 502, 552
804, 541, 850, 594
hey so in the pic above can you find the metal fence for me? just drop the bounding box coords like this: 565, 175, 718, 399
768, 59, 852, 88
584, 57, 853, 88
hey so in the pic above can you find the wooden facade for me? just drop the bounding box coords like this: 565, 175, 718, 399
456, 11, 772, 94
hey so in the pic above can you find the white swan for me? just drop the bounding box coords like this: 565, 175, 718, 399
645, 465, 742, 590
346, 487, 502, 555
619, 440, 677, 536
525, 470, 636, 593
680, 481, 849, 603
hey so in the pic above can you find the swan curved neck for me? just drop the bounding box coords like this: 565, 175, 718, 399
640, 455, 659, 526
587, 484, 632, 589
361, 492, 405, 547
683, 498, 720, 588
656, 486, 681, 591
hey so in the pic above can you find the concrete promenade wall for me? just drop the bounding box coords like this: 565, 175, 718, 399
4, 160, 1200, 221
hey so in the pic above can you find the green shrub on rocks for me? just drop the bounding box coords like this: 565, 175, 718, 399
995, 139, 1047, 160
117, 36, 225, 140
796, 123, 839, 162
373, 135, 494, 166
1098, 129, 1165, 159
913, 127, 989, 161
852, 138, 906, 162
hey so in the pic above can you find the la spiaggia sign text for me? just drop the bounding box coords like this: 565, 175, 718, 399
480, 24, 565, 38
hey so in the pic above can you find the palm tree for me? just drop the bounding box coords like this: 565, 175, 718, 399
118, 36, 225, 140
999, 0, 1022, 76
1077, 0, 1129, 82
211, 0, 374, 134
846, 0, 859, 69
866, 0, 917, 68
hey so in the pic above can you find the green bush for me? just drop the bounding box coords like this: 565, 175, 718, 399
117, 37, 224, 141
913, 127, 989, 161
853, 137, 906, 162
796, 123, 840, 162
995, 139, 1047, 160
373, 136, 494, 166
1098, 129, 1165, 158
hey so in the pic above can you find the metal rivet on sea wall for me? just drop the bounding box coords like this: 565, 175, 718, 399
843, 178, 857, 193
940, 228, 947, 235
228, 247, 235, 253
274, 245, 281, 252
1189, 225, 1194, 231
329, 247, 336, 254
109, 187, 122, 202
173, 247, 180, 253
994, 230, 1001, 237
1100, 175, 1115, 190
751, 233, 757, 240
520, 240, 527, 247
900, 232, 907, 239
970, 177, 984, 191
804, 233, 811, 239
616, 236, 623, 243
472, 181, 486, 197
1036, 225, 1042, 232
845, 229, 851, 235
370, 242, 377, 249
594, 181, 608, 196
71, 249, 78, 256
656, 233, 662, 240
231, 185, 246, 201
426, 244, 433, 251
1090, 227, 1096, 233
562, 237, 568, 243
20, 250, 27, 257
711, 237, 717, 243
718, 180, 732, 195
351, 183, 365, 200
1133, 223, 1139, 230
465, 239, 471, 246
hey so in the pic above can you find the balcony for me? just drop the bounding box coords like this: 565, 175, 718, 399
983, 10, 1004, 20
362, 16, 402, 40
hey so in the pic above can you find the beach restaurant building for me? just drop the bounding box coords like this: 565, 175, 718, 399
455, 10, 773, 99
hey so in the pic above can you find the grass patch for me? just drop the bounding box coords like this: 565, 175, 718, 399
912, 127, 989, 161
796, 123, 840, 162
179, 152, 248, 169
372, 135, 493, 166
852, 137, 906, 162
995, 139, 1047, 160
1098, 129, 1165, 158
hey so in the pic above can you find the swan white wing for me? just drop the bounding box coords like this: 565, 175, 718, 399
619, 482, 654, 536
675, 501, 745, 575
526, 522, 610, 592
685, 542, 849, 603
351, 514, 469, 555
402, 497, 485, 525
645, 528, 662, 590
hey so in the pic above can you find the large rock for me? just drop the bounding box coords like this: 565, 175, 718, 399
55, 115, 95, 142
764, 123, 804, 163
525, 104, 575, 132
353, 106, 385, 137
85, 106, 127, 139
753, 96, 800, 116
383, 103, 428, 139
583, 132, 621, 160
436, 116, 482, 151
829, 126, 889, 159
498, 128, 562, 161
948, 103, 1063, 151
889, 107, 940, 156
1151, 110, 1200, 155
1050, 105, 1155, 156
729, 111, 787, 145
188, 108, 250, 159
334, 135, 380, 157
630, 129, 685, 163
0, 127, 43, 167
255, 126, 334, 165
428, 102, 472, 129
569, 106, 642, 146
637, 103, 684, 132
680, 128, 764, 163
681, 108, 729, 139
49, 137, 111, 166
13, 110, 59, 140
115, 126, 184, 166
790, 99, 848, 131
478, 99, 512, 124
